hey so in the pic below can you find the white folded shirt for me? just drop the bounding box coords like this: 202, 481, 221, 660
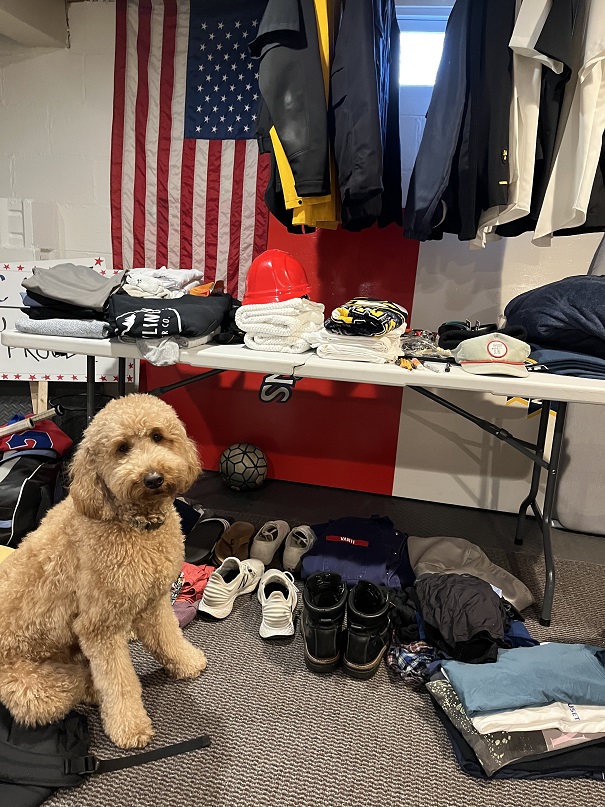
315, 343, 401, 363
472, 701, 605, 735
305, 328, 403, 363
305, 328, 405, 356
243, 333, 312, 354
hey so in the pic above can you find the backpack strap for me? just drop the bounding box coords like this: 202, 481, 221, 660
64, 733, 211, 776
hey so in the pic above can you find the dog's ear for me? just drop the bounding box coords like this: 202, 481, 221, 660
68, 439, 114, 521
179, 433, 202, 491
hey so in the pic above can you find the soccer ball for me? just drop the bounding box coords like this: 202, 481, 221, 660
218, 443, 268, 491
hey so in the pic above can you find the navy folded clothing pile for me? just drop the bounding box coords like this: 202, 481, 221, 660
505, 275, 605, 360
529, 347, 605, 379
13, 262, 241, 363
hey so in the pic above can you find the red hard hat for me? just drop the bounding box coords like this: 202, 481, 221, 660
242, 249, 311, 305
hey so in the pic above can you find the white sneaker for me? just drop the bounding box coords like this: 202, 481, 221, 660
282, 525, 317, 572
198, 557, 264, 619
257, 570, 298, 638
249, 520, 290, 565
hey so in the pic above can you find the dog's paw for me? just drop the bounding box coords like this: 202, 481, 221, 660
166, 646, 207, 679
104, 710, 155, 749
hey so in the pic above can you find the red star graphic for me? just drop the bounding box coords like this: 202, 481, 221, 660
14, 373, 20, 379
1, 374, 8, 379
17, 265, 24, 271
113, 375, 118, 381
100, 270, 106, 276
127, 376, 133, 382
57, 375, 63, 380
3, 264, 9, 270
44, 375, 50, 380
29, 374, 36, 380
113, 270, 120, 275
128, 363, 134, 369
72, 375, 78, 380
101, 375, 107, 381
95, 257, 103, 266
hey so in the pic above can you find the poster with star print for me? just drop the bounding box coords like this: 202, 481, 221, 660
0, 258, 137, 383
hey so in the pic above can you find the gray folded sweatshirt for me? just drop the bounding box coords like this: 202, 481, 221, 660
15, 318, 110, 340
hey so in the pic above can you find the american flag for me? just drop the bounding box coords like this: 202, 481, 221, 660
110, 0, 270, 299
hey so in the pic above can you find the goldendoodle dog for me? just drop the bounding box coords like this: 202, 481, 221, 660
0, 393, 207, 749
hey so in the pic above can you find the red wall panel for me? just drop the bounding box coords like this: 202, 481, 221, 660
266, 217, 419, 314
142, 219, 420, 495
142, 364, 404, 495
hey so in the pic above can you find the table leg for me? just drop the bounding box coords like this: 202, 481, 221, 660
86, 355, 95, 424
29, 380, 48, 415
514, 401, 550, 545
539, 401, 567, 627
118, 357, 126, 397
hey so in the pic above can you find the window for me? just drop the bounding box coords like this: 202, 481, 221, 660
400, 30, 445, 86
397, 12, 449, 86
396, 4, 451, 197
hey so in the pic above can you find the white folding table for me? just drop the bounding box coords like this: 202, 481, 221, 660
4, 328, 605, 625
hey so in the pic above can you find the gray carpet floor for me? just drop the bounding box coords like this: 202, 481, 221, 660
45, 545, 605, 807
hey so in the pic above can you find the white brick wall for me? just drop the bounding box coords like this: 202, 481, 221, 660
0, 1, 115, 264
398, 84, 432, 200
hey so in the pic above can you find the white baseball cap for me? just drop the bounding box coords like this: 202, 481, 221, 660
452, 333, 531, 377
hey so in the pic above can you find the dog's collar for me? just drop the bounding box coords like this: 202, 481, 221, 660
127, 514, 167, 531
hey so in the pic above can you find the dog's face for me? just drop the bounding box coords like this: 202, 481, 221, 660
69, 394, 201, 520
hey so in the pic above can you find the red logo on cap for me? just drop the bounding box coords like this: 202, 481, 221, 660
487, 339, 508, 359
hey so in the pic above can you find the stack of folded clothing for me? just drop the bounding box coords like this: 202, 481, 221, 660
306, 297, 407, 363
429, 642, 605, 779
529, 347, 605, 379
504, 275, 605, 359
385, 538, 537, 688
306, 329, 404, 363
122, 267, 206, 298
234, 298, 324, 353
16, 263, 126, 339
105, 292, 234, 365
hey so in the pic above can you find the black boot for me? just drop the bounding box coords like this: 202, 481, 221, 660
343, 581, 390, 680
301, 572, 347, 673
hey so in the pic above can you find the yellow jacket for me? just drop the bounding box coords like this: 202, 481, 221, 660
270, 0, 340, 229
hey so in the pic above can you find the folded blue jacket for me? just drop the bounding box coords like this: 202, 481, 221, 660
529, 348, 605, 379
505, 275, 605, 358
301, 515, 414, 588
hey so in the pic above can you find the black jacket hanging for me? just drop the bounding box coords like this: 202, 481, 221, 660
432, 0, 515, 242
250, 0, 331, 200
403, 0, 472, 241
404, 0, 515, 242
330, 0, 402, 231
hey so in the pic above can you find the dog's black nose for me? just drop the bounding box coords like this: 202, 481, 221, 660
144, 472, 164, 489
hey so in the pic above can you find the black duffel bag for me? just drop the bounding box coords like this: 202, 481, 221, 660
0, 703, 210, 807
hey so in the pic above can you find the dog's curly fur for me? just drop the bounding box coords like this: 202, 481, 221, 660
0, 393, 206, 749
